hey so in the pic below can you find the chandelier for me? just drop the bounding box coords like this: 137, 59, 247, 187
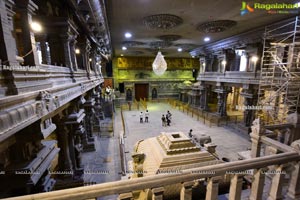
152, 51, 167, 75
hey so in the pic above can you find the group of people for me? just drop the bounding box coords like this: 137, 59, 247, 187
139, 110, 149, 123
161, 110, 172, 127
138, 110, 174, 127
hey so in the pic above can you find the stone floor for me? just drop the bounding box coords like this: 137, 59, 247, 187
123, 102, 251, 165
81, 102, 252, 200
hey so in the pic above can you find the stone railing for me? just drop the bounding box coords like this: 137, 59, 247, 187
2, 116, 300, 200
0, 65, 103, 142
3, 135, 300, 200
167, 99, 243, 127
197, 71, 260, 84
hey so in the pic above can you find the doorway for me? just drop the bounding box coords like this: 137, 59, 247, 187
135, 84, 148, 101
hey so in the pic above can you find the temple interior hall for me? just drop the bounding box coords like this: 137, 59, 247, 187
0, 0, 300, 200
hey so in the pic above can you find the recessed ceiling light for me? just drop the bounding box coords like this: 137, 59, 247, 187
177, 48, 183, 52
122, 46, 127, 50
204, 37, 210, 42
30, 21, 42, 32
251, 56, 258, 62
125, 32, 132, 38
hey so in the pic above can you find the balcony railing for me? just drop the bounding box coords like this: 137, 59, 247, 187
0, 64, 103, 142
197, 71, 260, 84
3, 119, 300, 200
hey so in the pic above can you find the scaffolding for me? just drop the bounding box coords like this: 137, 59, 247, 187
258, 17, 300, 124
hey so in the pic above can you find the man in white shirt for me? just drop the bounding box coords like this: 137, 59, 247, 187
145, 110, 149, 123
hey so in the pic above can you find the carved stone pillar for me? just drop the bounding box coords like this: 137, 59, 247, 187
215, 85, 229, 117
64, 105, 86, 178
231, 87, 239, 111
249, 168, 266, 200
240, 88, 258, 127
60, 34, 74, 71
199, 56, 206, 73
287, 140, 300, 200
268, 165, 285, 200
180, 181, 194, 200
205, 177, 219, 200
228, 174, 243, 200
90, 46, 98, 73
35, 34, 51, 65
0, 0, 19, 66
15, 0, 39, 66
250, 118, 265, 158
0, 121, 59, 194
56, 124, 73, 174
69, 37, 78, 71
152, 187, 164, 200
199, 82, 209, 111
53, 112, 74, 175
82, 94, 96, 152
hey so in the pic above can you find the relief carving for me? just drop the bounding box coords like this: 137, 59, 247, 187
36, 91, 59, 115
251, 118, 265, 135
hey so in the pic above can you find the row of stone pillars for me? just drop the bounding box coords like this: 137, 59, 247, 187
118, 175, 244, 200
53, 87, 103, 180
185, 82, 257, 126
0, 0, 104, 75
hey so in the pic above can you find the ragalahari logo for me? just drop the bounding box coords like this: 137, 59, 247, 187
240, 1, 254, 15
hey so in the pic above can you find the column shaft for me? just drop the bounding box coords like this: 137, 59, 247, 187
228, 174, 243, 200
152, 187, 164, 200
250, 169, 265, 200
268, 165, 285, 200
180, 181, 194, 200
205, 178, 219, 200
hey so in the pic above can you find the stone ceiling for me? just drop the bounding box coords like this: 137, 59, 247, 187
106, 0, 299, 58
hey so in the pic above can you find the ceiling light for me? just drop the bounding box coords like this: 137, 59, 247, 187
177, 48, 182, 52
121, 54, 124, 56
122, 46, 127, 50
125, 32, 132, 38
152, 51, 167, 76
204, 37, 210, 42
30, 21, 42, 32
251, 56, 258, 62
75, 48, 80, 54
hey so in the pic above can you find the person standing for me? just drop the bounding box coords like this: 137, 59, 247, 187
188, 129, 193, 138
166, 110, 172, 121
145, 110, 149, 123
161, 114, 166, 126
140, 112, 143, 123
166, 114, 171, 126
